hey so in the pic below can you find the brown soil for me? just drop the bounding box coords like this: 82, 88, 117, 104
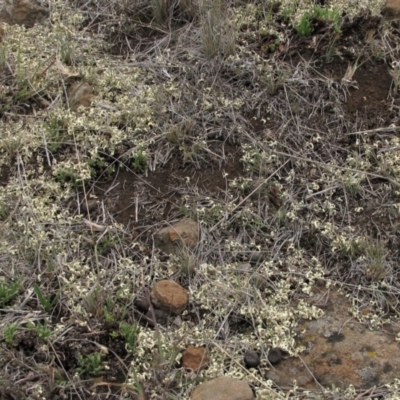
91, 144, 243, 227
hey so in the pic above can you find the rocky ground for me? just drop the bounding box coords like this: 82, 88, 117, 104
1, 0, 400, 399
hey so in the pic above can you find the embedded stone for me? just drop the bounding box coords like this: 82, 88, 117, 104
268, 348, 283, 365
191, 376, 254, 400
182, 346, 209, 371
154, 219, 198, 255
266, 289, 400, 389
68, 82, 94, 111
244, 350, 260, 368
151, 280, 188, 315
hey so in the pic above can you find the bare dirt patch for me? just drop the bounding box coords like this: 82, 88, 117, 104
91, 144, 243, 228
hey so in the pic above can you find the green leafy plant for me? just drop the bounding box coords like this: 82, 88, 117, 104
294, 5, 341, 36
98, 232, 119, 254
77, 352, 104, 376
54, 168, 84, 188
294, 11, 313, 36
3, 323, 18, 344
120, 321, 140, 353
103, 297, 116, 323
27, 321, 52, 341
132, 149, 148, 172
282, 4, 296, 21
0, 279, 21, 307
44, 114, 69, 152
33, 283, 58, 313
313, 5, 341, 33
88, 156, 115, 178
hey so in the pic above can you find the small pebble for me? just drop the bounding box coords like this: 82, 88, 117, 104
173, 316, 182, 327
268, 348, 283, 365
135, 295, 150, 312
244, 350, 260, 368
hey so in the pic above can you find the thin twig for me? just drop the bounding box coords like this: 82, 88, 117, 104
344, 126, 400, 136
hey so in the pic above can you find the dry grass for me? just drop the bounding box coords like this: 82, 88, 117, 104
1, 0, 400, 399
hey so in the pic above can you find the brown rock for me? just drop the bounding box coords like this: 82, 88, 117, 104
191, 376, 254, 400
383, 0, 400, 19
68, 82, 94, 111
182, 346, 209, 371
151, 280, 188, 315
0, 0, 49, 28
154, 219, 198, 255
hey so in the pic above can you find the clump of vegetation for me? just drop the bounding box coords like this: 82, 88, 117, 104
119, 321, 140, 353
3, 323, 18, 344
294, 4, 342, 36
0, 279, 21, 307
33, 284, 58, 313
77, 352, 104, 376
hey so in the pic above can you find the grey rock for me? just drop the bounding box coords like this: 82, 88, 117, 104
244, 350, 260, 368
154, 219, 198, 255
135, 295, 150, 312
268, 348, 283, 365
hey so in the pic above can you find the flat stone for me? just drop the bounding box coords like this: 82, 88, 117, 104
0, 0, 48, 28
68, 82, 94, 111
267, 289, 400, 390
191, 376, 254, 400
182, 346, 209, 371
154, 219, 198, 255
151, 280, 188, 315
